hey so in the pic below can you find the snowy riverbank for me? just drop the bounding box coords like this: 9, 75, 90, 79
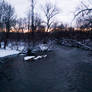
0, 49, 20, 58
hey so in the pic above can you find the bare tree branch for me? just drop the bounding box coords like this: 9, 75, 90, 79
42, 2, 59, 32
74, 8, 92, 20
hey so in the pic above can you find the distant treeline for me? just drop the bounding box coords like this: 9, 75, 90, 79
0, 29, 92, 43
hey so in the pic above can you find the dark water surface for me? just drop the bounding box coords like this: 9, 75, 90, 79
0, 47, 92, 92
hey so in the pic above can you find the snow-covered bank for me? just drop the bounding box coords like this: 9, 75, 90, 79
0, 41, 53, 58
57, 39, 92, 51
0, 49, 20, 58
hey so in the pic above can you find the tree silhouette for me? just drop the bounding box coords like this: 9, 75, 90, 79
42, 2, 59, 32
2, 1, 16, 49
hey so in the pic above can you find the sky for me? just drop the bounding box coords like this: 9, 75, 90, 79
6, 0, 82, 26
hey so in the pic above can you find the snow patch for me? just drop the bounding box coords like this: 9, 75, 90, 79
39, 44, 48, 51
34, 56, 43, 60
24, 56, 35, 61
34, 55, 47, 60
0, 49, 20, 58
24, 55, 47, 61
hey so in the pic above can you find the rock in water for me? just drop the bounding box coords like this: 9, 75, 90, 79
26, 49, 35, 56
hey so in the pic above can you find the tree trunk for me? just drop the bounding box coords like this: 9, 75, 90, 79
31, 0, 35, 47
4, 22, 10, 49
47, 19, 50, 32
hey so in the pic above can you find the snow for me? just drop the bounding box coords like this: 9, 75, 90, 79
34, 56, 43, 60
39, 44, 48, 51
60, 39, 92, 51
43, 55, 47, 58
34, 55, 47, 60
0, 49, 20, 58
31, 44, 49, 53
0, 42, 50, 58
24, 55, 47, 61
24, 56, 35, 61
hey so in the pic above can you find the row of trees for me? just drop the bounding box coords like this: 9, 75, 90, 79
0, 0, 16, 48
0, 0, 60, 48
0, 0, 92, 49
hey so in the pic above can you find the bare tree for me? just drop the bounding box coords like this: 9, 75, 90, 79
42, 2, 59, 32
26, 0, 35, 48
0, 1, 4, 48
34, 13, 43, 31
2, 1, 16, 49
74, 0, 92, 27
0, 1, 3, 30
27, 11, 31, 47
76, 14, 92, 28
74, 0, 92, 17
31, 0, 35, 33
27, 9, 31, 33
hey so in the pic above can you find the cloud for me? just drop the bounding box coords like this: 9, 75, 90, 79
7, 0, 81, 24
